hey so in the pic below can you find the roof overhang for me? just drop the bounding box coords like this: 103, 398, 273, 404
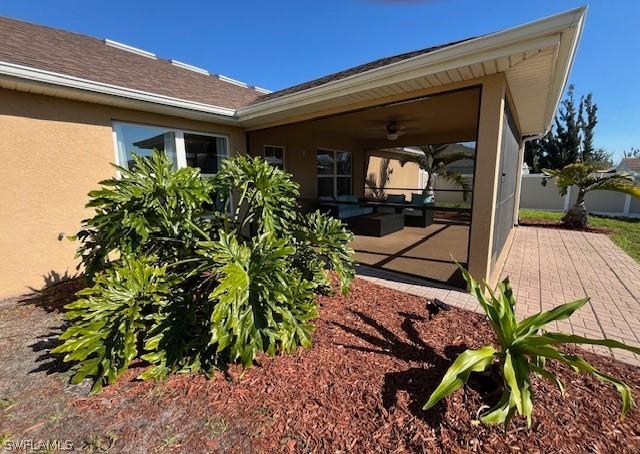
0, 61, 239, 125
0, 7, 585, 135
237, 7, 586, 135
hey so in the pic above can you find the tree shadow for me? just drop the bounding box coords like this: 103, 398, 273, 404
29, 329, 74, 375
19, 272, 85, 375
332, 309, 469, 428
20, 271, 84, 313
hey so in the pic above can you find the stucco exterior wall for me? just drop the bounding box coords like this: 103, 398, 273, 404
247, 123, 366, 210
0, 89, 246, 298
365, 157, 420, 200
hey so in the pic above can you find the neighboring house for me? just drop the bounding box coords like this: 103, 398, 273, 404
0, 8, 586, 297
616, 157, 640, 178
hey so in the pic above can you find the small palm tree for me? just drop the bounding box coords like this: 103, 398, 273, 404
365, 158, 393, 199
401, 144, 473, 201
543, 162, 640, 228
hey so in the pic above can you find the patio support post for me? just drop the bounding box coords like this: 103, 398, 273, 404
512, 141, 526, 225
467, 74, 506, 286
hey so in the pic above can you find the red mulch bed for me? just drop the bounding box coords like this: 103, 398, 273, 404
3, 279, 640, 452
519, 218, 611, 234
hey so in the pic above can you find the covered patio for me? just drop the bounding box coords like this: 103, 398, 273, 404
248, 87, 479, 286
242, 8, 585, 288
351, 218, 469, 286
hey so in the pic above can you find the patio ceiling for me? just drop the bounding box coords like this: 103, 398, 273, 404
239, 8, 586, 136
288, 87, 480, 149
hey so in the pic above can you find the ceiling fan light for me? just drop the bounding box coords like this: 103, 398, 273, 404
386, 132, 399, 141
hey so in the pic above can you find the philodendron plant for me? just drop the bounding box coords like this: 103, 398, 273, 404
424, 266, 640, 427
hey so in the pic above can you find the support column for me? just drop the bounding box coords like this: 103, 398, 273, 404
512, 142, 526, 225
467, 74, 506, 285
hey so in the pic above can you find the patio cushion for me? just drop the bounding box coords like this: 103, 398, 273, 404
334, 194, 372, 219
378, 194, 406, 214
386, 194, 406, 203
336, 194, 358, 203
410, 193, 434, 205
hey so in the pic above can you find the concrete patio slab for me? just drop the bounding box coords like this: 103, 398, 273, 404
357, 226, 640, 366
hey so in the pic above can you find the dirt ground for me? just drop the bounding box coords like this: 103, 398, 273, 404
1, 278, 640, 453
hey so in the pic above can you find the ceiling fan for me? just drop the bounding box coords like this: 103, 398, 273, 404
385, 121, 405, 141
364, 117, 416, 141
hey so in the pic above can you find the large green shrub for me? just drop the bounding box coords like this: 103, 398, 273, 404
424, 266, 640, 427
55, 151, 355, 393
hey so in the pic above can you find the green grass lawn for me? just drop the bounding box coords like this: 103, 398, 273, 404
519, 209, 640, 263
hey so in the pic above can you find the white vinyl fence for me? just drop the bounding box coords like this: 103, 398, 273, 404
519, 174, 640, 218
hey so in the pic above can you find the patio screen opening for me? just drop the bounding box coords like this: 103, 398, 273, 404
247, 86, 481, 288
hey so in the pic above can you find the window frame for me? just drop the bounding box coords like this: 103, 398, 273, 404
112, 121, 230, 176
263, 144, 286, 170
316, 148, 352, 198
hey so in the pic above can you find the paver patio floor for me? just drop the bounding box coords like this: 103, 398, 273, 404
357, 226, 640, 365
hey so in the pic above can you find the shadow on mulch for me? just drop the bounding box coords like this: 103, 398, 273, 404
333, 308, 475, 428
16, 275, 85, 375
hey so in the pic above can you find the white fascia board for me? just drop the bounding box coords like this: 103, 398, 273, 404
541, 7, 587, 134
0, 61, 237, 119
236, 7, 586, 122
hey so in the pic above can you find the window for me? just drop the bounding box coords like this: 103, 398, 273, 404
264, 145, 285, 170
316, 149, 352, 198
184, 133, 227, 175
114, 123, 177, 169
113, 122, 228, 175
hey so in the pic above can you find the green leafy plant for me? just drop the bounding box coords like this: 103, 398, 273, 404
543, 162, 640, 228
424, 266, 640, 427
74, 151, 217, 276
52, 255, 175, 393
400, 143, 474, 201
55, 151, 355, 391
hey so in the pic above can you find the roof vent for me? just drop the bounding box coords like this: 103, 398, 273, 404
104, 39, 157, 59
216, 74, 248, 88
170, 60, 209, 75
252, 86, 272, 94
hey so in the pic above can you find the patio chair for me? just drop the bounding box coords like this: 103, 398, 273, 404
377, 194, 406, 214
318, 195, 373, 220
404, 193, 434, 227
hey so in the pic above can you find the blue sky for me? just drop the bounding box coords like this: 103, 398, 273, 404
1, 0, 638, 160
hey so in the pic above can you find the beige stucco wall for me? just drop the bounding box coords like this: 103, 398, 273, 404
247, 123, 366, 211
365, 156, 420, 200
1, 72, 515, 296
0, 88, 246, 298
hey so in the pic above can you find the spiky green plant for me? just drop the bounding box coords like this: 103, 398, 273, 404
55, 151, 355, 391
543, 162, 640, 228
401, 144, 474, 201
424, 266, 640, 427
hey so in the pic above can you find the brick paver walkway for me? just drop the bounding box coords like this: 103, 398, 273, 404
357, 226, 640, 366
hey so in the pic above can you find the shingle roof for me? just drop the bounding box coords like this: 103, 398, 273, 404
0, 16, 262, 109
621, 157, 640, 172
0, 15, 473, 110
251, 38, 473, 105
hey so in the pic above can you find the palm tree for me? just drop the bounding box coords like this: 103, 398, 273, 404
401, 144, 474, 201
543, 162, 640, 228
365, 157, 394, 200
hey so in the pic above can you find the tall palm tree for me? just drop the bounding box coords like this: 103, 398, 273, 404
401, 144, 474, 201
543, 162, 640, 228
